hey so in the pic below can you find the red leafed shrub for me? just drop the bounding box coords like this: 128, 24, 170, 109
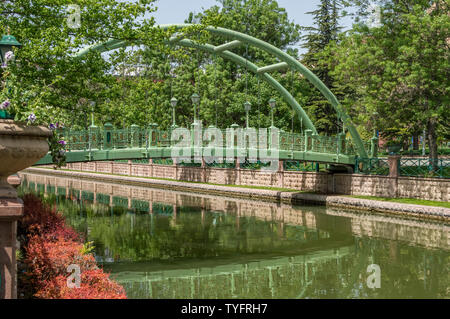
20, 194, 127, 299
19, 194, 79, 243
25, 237, 97, 284
36, 269, 127, 299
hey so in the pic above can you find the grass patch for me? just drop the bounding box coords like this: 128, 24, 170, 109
346, 195, 450, 209
215, 184, 303, 192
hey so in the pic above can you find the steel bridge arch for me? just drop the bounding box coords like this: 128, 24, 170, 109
75, 24, 368, 159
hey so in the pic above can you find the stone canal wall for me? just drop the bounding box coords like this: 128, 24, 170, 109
332, 174, 449, 202
64, 161, 330, 193
56, 160, 449, 202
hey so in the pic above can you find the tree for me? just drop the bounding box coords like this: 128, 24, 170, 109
113, 0, 307, 132
0, 0, 164, 125
187, 0, 304, 131
300, 0, 343, 135
325, 0, 449, 164
193, 0, 302, 52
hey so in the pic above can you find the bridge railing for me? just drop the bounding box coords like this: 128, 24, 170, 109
355, 157, 390, 176
399, 158, 450, 179
59, 124, 363, 157
65, 130, 90, 151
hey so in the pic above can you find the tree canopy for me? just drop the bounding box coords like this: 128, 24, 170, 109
0, 0, 448, 160
322, 0, 449, 159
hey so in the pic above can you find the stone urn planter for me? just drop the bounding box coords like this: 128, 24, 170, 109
0, 119, 51, 299
387, 144, 402, 154
0, 119, 52, 198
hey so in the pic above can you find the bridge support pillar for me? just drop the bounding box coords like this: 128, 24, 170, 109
387, 155, 401, 197
388, 155, 401, 178
201, 158, 206, 183
173, 157, 179, 180
278, 160, 284, 188
235, 159, 241, 185
148, 158, 153, 178
0, 173, 23, 299
278, 160, 284, 172
235, 159, 240, 169
0, 200, 22, 299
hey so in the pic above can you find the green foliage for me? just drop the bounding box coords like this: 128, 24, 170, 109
99, 0, 308, 133
300, 0, 342, 135
192, 0, 302, 51
1, 0, 447, 160
81, 241, 96, 255
0, 0, 161, 124
48, 128, 67, 169
323, 0, 449, 160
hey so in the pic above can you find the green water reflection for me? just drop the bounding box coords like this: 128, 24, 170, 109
19, 175, 450, 299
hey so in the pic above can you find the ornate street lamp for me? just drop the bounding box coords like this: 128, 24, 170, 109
170, 97, 178, 127
191, 93, 200, 123
89, 100, 96, 126
269, 98, 276, 127
370, 112, 379, 158
0, 30, 21, 120
244, 101, 251, 128
0, 32, 22, 65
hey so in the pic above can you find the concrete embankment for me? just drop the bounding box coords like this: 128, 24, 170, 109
22, 167, 450, 221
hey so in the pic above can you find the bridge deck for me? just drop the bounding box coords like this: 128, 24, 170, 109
38, 126, 371, 166
36, 147, 357, 166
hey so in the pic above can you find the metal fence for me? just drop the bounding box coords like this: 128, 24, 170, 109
355, 157, 450, 179
59, 126, 360, 157
400, 158, 450, 179
355, 158, 389, 176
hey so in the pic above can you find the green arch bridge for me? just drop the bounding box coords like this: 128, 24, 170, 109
35, 24, 378, 168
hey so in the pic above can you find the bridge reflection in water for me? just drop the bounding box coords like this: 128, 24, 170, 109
19, 172, 449, 299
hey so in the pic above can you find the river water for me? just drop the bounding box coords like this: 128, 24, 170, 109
19, 172, 449, 299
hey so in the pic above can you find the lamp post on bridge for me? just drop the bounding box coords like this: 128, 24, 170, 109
191, 93, 200, 124
90, 100, 96, 126
372, 112, 379, 137
370, 112, 379, 158
244, 101, 251, 129
269, 98, 276, 128
422, 128, 426, 156
0, 31, 22, 66
88, 100, 97, 156
170, 97, 178, 128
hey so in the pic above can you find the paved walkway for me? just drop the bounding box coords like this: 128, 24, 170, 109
23, 167, 450, 221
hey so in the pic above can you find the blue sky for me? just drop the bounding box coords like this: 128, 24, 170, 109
148, 0, 356, 54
